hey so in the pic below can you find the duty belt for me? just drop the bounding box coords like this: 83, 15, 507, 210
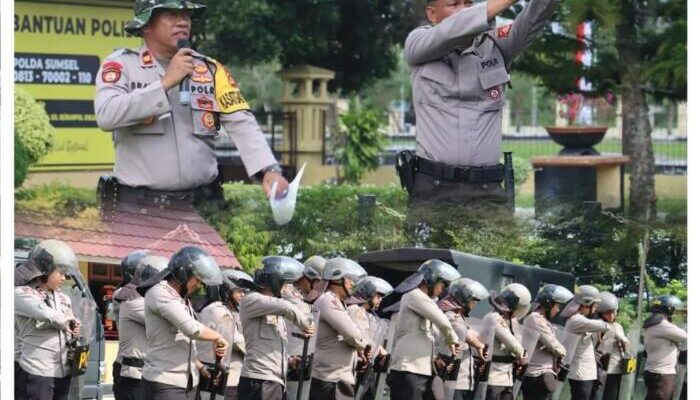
122, 357, 145, 368
491, 355, 517, 364
416, 157, 505, 183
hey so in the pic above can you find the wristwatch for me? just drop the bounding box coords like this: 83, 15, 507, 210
261, 164, 283, 175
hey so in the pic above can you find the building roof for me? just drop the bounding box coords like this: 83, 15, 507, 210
15, 204, 240, 268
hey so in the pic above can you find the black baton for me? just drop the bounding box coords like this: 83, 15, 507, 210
293, 332, 310, 400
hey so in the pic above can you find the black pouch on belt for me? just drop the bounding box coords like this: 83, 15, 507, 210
395, 150, 417, 193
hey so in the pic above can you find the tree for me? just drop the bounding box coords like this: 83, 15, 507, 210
197, 0, 419, 94
15, 87, 56, 187
508, 0, 686, 220
336, 99, 387, 184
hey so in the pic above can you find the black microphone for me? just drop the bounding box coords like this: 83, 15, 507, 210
177, 38, 191, 106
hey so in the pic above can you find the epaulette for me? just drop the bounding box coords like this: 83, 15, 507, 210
105, 48, 138, 61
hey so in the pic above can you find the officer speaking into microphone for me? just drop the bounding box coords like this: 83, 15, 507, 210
397, 0, 558, 216
94, 0, 288, 209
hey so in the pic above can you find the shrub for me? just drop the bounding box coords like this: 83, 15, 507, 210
15, 87, 56, 187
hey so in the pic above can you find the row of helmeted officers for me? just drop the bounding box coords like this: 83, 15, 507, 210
14, 240, 687, 400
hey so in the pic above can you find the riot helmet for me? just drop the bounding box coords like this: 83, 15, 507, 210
560, 285, 602, 318
449, 277, 489, 309
417, 259, 460, 296
353, 276, 394, 301
531, 284, 574, 319
303, 255, 327, 281
168, 246, 222, 288
132, 254, 169, 287
651, 295, 684, 317
16, 239, 78, 285
322, 258, 367, 284
490, 283, 532, 320
597, 291, 619, 314
120, 250, 151, 286
254, 256, 304, 297
125, 0, 207, 36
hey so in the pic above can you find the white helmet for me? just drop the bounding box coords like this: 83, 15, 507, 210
490, 283, 532, 320
597, 291, 619, 314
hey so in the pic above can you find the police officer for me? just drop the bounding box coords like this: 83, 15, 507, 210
14, 240, 82, 400
595, 292, 630, 400
309, 258, 370, 400
138, 246, 229, 400
435, 277, 490, 400
484, 283, 530, 400
115, 254, 170, 400
239, 256, 315, 400
220, 269, 255, 400
282, 255, 325, 400
642, 295, 687, 400
347, 276, 394, 400
521, 284, 574, 400
94, 0, 288, 205
112, 249, 152, 399
560, 285, 619, 400
197, 269, 251, 400
402, 0, 557, 210
387, 259, 462, 400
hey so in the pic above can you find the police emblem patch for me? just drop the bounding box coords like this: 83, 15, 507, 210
101, 61, 122, 83
191, 74, 213, 84
489, 88, 500, 100
194, 65, 208, 75
196, 96, 215, 110
202, 112, 216, 129
497, 24, 512, 38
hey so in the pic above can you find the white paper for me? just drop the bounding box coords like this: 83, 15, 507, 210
269, 163, 306, 225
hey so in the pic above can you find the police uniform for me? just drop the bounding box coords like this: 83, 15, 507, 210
387, 288, 460, 400
521, 312, 566, 400
404, 0, 556, 208
348, 304, 390, 400
564, 314, 612, 400
238, 291, 313, 400
435, 308, 480, 400
309, 291, 369, 400
281, 284, 314, 400
596, 321, 630, 400
642, 314, 687, 400
142, 280, 206, 400
114, 283, 147, 400
196, 301, 237, 400
15, 284, 76, 400
226, 304, 246, 400
94, 45, 277, 192
484, 311, 525, 400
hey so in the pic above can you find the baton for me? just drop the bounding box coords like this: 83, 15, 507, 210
210, 354, 223, 400
293, 332, 310, 400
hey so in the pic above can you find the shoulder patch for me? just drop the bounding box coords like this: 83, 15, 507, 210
101, 60, 123, 84
214, 61, 250, 114
497, 24, 512, 38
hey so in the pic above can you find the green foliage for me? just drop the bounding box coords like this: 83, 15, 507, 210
336, 100, 388, 184
15, 133, 30, 188
15, 87, 56, 187
197, 0, 418, 93
15, 184, 97, 215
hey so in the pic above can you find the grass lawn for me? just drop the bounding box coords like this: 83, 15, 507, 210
502, 139, 687, 160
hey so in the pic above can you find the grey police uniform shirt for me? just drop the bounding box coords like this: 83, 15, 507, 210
15, 285, 74, 378
239, 291, 312, 386
227, 307, 246, 387
281, 284, 314, 357
117, 291, 147, 380
484, 311, 525, 387
196, 301, 237, 386
564, 313, 611, 381
143, 281, 206, 388
390, 288, 460, 376
435, 310, 478, 391
523, 312, 566, 377
94, 45, 277, 191
312, 291, 368, 384
643, 319, 687, 375
405, 0, 556, 167
597, 321, 630, 374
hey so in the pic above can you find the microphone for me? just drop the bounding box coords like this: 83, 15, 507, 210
177, 38, 191, 106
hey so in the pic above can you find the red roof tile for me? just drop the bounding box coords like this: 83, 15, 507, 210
15, 206, 240, 268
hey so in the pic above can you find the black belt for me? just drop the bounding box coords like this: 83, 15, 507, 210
122, 357, 145, 368
492, 355, 516, 364
416, 157, 505, 183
